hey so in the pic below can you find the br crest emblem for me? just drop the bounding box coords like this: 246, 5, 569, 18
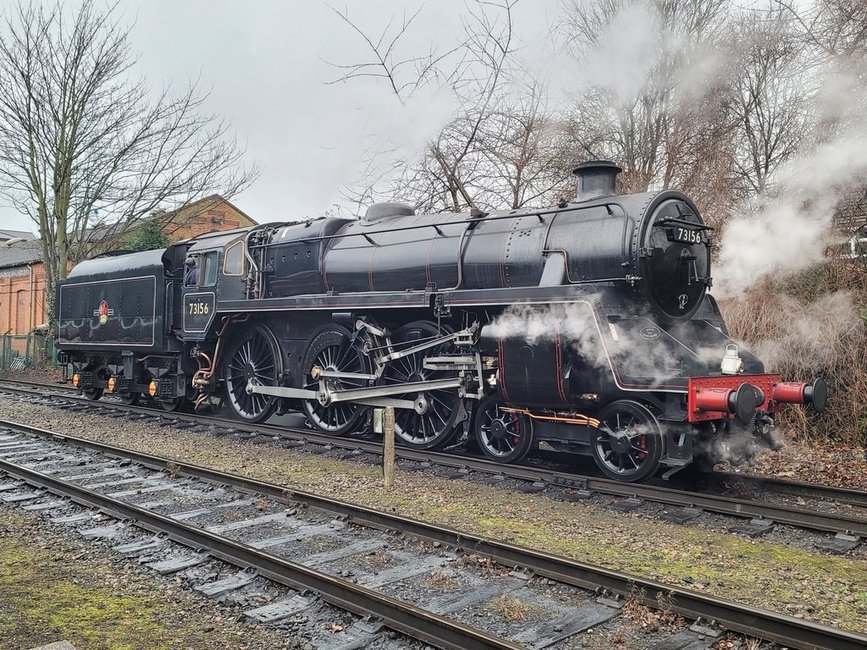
93, 300, 114, 325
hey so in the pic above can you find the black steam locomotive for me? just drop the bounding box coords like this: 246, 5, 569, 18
56, 161, 826, 482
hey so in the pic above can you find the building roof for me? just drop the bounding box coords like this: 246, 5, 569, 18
0, 239, 42, 270
179, 194, 258, 225
0, 228, 35, 241
84, 194, 257, 246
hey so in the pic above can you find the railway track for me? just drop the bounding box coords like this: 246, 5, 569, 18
0, 377, 865, 550
0, 417, 865, 649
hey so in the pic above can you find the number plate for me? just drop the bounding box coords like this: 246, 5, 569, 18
667, 226, 704, 245
183, 292, 216, 333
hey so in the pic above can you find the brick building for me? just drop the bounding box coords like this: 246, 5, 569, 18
0, 233, 44, 336
89, 194, 258, 256
0, 195, 257, 335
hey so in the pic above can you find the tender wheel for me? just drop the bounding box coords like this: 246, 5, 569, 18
160, 396, 187, 412
83, 387, 103, 401
301, 325, 370, 435
120, 392, 140, 405
382, 321, 459, 450
474, 395, 534, 463
592, 400, 664, 482
82, 366, 105, 400
224, 324, 281, 423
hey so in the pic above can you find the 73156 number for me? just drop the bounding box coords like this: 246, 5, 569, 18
188, 301, 209, 315
672, 227, 703, 244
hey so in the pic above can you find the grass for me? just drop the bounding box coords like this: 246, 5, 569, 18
486, 594, 537, 621
722, 261, 867, 446
0, 507, 288, 650
3, 399, 867, 633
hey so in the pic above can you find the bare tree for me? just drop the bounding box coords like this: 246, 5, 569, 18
474, 79, 573, 209
329, 0, 571, 214
0, 1, 256, 314
776, 0, 867, 59
560, 0, 730, 194
727, 3, 809, 195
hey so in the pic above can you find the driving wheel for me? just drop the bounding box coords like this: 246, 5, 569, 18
301, 324, 370, 435
224, 324, 281, 423
381, 321, 460, 450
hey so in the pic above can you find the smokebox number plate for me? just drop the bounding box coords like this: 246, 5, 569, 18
667, 227, 704, 245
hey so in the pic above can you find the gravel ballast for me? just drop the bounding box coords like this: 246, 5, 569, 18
0, 396, 865, 635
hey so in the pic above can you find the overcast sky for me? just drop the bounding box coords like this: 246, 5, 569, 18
0, 0, 563, 234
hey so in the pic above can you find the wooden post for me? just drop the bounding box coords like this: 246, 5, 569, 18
383, 406, 395, 489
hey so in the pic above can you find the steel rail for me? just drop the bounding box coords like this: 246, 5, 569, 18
707, 471, 867, 508
1, 418, 865, 650
1, 381, 865, 537
0, 449, 520, 650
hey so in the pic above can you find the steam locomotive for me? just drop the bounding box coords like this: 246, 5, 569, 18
56, 161, 826, 482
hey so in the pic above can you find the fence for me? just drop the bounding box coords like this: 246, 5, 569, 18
0, 335, 61, 371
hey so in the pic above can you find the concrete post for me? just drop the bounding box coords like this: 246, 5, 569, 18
383, 406, 395, 489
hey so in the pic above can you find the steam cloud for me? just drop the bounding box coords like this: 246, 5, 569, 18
748, 292, 861, 372
714, 61, 867, 297
487, 302, 720, 386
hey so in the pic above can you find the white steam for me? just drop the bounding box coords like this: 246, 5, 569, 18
749, 292, 861, 372
487, 302, 704, 386
714, 62, 867, 297
715, 133, 867, 296
569, 2, 725, 108
486, 302, 606, 367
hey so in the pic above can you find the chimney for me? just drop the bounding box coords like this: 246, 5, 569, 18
573, 160, 622, 202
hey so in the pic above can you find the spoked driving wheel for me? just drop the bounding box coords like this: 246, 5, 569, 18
224, 324, 281, 423
382, 321, 460, 450
592, 400, 664, 482
301, 325, 370, 435
474, 395, 534, 463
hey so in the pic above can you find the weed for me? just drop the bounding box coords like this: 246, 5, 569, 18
621, 587, 684, 633
425, 569, 458, 590
486, 594, 535, 621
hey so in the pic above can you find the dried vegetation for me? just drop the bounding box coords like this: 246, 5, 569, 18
722, 256, 867, 445
620, 588, 684, 634
486, 593, 539, 622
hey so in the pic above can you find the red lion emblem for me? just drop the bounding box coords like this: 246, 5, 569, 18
97, 300, 110, 325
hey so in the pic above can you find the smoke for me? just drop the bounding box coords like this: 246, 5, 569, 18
568, 2, 725, 109
744, 292, 861, 372
714, 61, 867, 297
575, 3, 663, 102
715, 134, 867, 297
486, 302, 696, 386
485, 302, 606, 367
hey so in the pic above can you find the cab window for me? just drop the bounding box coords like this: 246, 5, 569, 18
223, 241, 244, 275
201, 252, 219, 287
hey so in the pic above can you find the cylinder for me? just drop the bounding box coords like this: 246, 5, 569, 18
772, 378, 828, 412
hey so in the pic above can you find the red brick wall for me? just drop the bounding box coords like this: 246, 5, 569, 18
0, 199, 255, 335
0, 262, 47, 335
161, 199, 255, 242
